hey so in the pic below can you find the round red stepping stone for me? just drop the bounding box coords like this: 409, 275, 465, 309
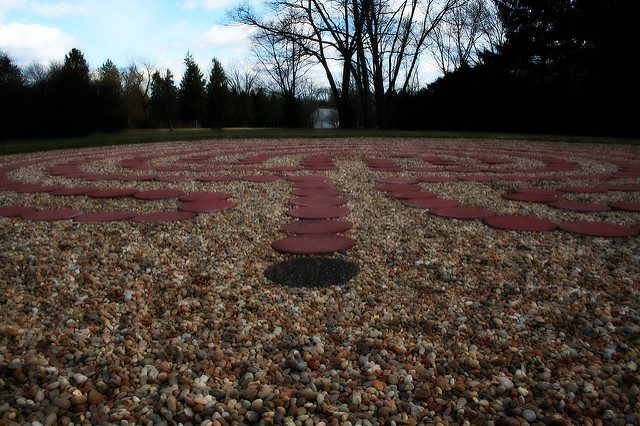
418, 176, 458, 183
374, 183, 421, 192
286, 206, 349, 219
515, 187, 563, 196
608, 183, 640, 191
134, 189, 185, 200
291, 181, 333, 189
75, 211, 136, 222
503, 193, 559, 203
609, 201, 640, 212
88, 188, 138, 198
243, 174, 280, 183
558, 221, 638, 237
386, 191, 437, 200
281, 219, 352, 234
178, 200, 237, 213
377, 177, 419, 185
431, 207, 495, 220
132, 211, 195, 222
179, 191, 232, 202
49, 187, 96, 196
484, 215, 557, 232
22, 208, 82, 221
402, 198, 459, 209
557, 185, 610, 193
292, 188, 341, 197
0, 205, 37, 217
547, 200, 612, 212
458, 175, 496, 182
199, 175, 238, 182
272, 235, 354, 254
288, 175, 328, 183
290, 196, 345, 207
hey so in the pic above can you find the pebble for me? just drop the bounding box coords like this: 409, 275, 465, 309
522, 409, 536, 422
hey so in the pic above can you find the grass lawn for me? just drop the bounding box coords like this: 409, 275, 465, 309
1, 128, 638, 155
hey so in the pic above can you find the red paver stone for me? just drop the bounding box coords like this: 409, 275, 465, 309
431, 206, 495, 220
557, 185, 610, 193
88, 188, 138, 198
75, 211, 136, 222
458, 175, 496, 182
199, 175, 238, 182
281, 219, 353, 234
286, 206, 350, 219
290, 196, 345, 207
242, 174, 280, 182
134, 189, 185, 200
179, 191, 233, 202
386, 191, 437, 200
272, 235, 354, 254
608, 184, 640, 191
291, 181, 333, 189
402, 198, 459, 209
484, 215, 557, 232
156, 176, 195, 183
288, 175, 328, 183
377, 177, 419, 185
418, 176, 458, 183
132, 211, 195, 222
609, 201, 640, 212
548, 200, 612, 212
292, 188, 341, 197
22, 208, 82, 221
515, 187, 563, 196
374, 183, 421, 192
178, 200, 237, 213
0, 206, 37, 217
503, 193, 559, 203
50, 187, 96, 196
558, 221, 638, 237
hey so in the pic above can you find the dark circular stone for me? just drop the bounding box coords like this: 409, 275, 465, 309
134, 189, 185, 200
374, 183, 421, 192
430, 206, 495, 220
50, 187, 97, 196
272, 235, 355, 254
22, 208, 83, 221
281, 219, 352, 234
402, 198, 459, 209
88, 188, 138, 198
547, 200, 612, 212
132, 211, 196, 222
503, 193, 559, 203
290, 196, 345, 207
376, 177, 419, 185
286, 206, 350, 219
179, 191, 233, 202
178, 200, 237, 213
558, 221, 638, 237
292, 188, 341, 197
484, 215, 557, 232
0, 205, 37, 217
75, 211, 136, 222
264, 257, 358, 288
609, 201, 640, 212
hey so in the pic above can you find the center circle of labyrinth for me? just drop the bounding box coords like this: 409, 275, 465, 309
0, 140, 638, 246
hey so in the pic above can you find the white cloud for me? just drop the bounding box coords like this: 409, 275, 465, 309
179, 0, 237, 11
199, 24, 252, 51
0, 22, 75, 65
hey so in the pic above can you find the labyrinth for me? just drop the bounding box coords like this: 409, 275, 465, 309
1, 138, 640, 424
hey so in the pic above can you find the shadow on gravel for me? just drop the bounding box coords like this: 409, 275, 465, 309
265, 257, 359, 288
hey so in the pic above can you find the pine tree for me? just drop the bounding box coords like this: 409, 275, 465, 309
179, 52, 206, 127
95, 59, 127, 132
205, 58, 230, 130
151, 69, 178, 130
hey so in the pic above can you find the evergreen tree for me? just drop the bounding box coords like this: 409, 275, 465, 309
0, 52, 27, 139
178, 52, 206, 127
205, 58, 230, 130
150, 69, 178, 130
95, 59, 127, 132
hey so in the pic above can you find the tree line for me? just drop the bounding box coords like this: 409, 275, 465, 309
0, 49, 326, 139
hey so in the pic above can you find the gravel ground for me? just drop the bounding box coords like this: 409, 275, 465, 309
1, 138, 639, 425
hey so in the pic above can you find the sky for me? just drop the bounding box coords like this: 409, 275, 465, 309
0, 0, 441, 86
